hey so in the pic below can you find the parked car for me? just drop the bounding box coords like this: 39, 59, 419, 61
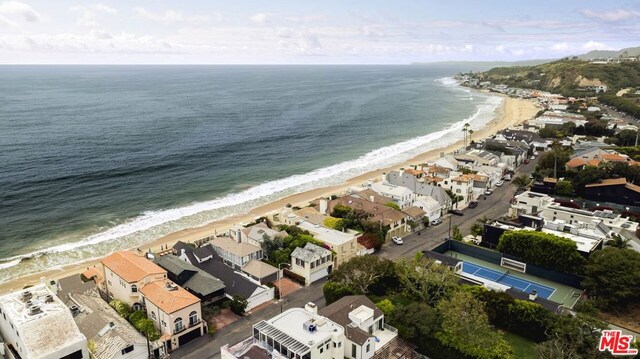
449, 209, 464, 216
468, 201, 478, 208
530, 155, 536, 160
524, 159, 530, 164
496, 180, 504, 187
392, 236, 403, 245
430, 218, 443, 226
485, 189, 494, 195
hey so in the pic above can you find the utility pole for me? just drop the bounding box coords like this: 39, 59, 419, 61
448, 217, 452, 238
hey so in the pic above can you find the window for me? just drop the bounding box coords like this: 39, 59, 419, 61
121, 345, 134, 355
174, 317, 184, 332
367, 343, 371, 352
60, 350, 83, 359
151, 311, 156, 321
319, 347, 323, 354
189, 311, 198, 325
131, 284, 138, 293
352, 344, 357, 357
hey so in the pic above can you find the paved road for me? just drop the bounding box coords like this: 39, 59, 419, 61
171, 160, 538, 358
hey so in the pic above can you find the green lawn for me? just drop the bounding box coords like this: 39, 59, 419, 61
503, 332, 537, 359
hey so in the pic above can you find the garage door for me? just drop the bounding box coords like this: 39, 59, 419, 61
309, 267, 329, 283
178, 327, 202, 347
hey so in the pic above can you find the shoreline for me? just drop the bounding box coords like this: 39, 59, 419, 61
0, 92, 540, 294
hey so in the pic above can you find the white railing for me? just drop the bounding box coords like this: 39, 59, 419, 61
383, 323, 398, 333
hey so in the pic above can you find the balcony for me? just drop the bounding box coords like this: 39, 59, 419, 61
372, 324, 398, 352
174, 325, 186, 334
189, 319, 201, 328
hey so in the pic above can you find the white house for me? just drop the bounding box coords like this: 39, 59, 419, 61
290, 243, 333, 285
414, 197, 442, 221
370, 181, 420, 209
0, 283, 90, 359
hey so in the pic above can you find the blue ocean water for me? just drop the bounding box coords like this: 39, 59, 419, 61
0, 65, 502, 281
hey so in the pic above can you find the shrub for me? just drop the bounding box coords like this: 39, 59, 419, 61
135, 319, 160, 341
323, 216, 348, 231
497, 230, 586, 274
128, 310, 147, 325
323, 281, 355, 305
385, 202, 401, 210
207, 322, 217, 336
229, 295, 248, 315
283, 268, 306, 285
376, 299, 395, 317
109, 300, 132, 319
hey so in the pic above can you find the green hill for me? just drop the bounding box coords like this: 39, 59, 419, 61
478, 59, 640, 97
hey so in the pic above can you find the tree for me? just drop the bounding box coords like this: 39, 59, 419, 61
135, 318, 160, 341
229, 295, 248, 315
391, 302, 442, 354
535, 339, 579, 359
436, 291, 513, 359
385, 202, 401, 210
497, 230, 586, 274
323, 216, 348, 231
109, 300, 132, 319
572, 167, 606, 196
128, 310, 147, 325
323, 281, 356, 304
537, 147, 571, 178
554, 179, 574, 196
462, 122, 470, 148
451, 225, 463, 241
330, 204, 352, 218
470, 223, 483, 236
540, 314, 609, 359
326, 255, 397, 295
395, 254, 459, 306
376, 299, 395, 317
511, 175, 531, 189
582, 248, 640, 309
604, 234, 631, 249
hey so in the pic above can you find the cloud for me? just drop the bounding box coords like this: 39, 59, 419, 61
482, 22, 505, 32
581, 41, 611, 51
133, 7, 221, 24
249, 13, 273, 24
495, 45, 506, 53
550, 42, 569, 52
0, 1, 41, 23
579, 8, 640, 22
70, 3, 117, 28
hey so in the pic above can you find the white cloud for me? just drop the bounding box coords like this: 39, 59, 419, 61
550, 42, 569, 52
581, 41, 612, 51
495, 45, 506, 53
133, 7, 221, 24
0, 1, 40, 24
70, 3, 117, 28
579, 8, 640, 22
249, 13, 273, 24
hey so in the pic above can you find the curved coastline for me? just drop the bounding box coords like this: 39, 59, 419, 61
0, 82, 540, 293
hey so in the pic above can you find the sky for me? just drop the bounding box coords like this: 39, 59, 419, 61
1, 0, 639, 64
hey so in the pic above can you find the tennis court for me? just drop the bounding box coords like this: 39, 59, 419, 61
462, 262, 556, 299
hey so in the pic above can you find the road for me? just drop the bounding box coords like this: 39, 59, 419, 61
171, 159, 538, 358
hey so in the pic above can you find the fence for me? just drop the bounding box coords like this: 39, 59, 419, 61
431, 240, 585, 289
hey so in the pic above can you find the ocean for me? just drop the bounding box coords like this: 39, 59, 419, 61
0, 65, 502, 282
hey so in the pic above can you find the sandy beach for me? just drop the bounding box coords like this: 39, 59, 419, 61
0, 94, 539, 294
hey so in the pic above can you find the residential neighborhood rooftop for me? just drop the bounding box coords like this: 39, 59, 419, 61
139, 279, 200, 314
101, 251, 166, 283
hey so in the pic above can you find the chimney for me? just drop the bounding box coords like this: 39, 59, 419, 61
235, 229, 242, 243
369, 195, 375, 203
529, 289, 538, 301
305, 302, 318, 314
381, 173, 386, 182
319, 199, 328, 215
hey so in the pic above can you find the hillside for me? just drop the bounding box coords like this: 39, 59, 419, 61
577, 46, 640, 60
478, 59, 640, 96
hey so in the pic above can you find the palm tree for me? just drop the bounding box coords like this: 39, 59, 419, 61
462, 123, 470, 148
468, 129, 474, 145
605, 234, 631, 249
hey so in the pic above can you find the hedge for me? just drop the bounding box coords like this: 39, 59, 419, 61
497, 230, 586, 274
283, 268, 306, 285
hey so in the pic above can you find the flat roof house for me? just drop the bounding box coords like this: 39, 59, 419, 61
209, 237, 264, 270
292, 219, 359, 267
229, 222, 288, 247
66, 287, 157, 359
0, 283, 90, 359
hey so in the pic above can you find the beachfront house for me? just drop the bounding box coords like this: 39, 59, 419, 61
229, 222, 288, 247
451, 174, 475, 206
290, 243, 334, 285
154, 254, 226, 304
173, 242, 275, 311
208, 237, 263, 269
0, 283, 90, 359
385, 170, 452, 214
101, 251, 167, 309
65, 287, 159, 359
369, 180, 419, 209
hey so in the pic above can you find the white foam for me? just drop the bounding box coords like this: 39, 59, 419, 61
0, 84, 504, 280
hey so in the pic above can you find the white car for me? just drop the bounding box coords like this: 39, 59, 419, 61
496, 180, 504, 187
430, 219, 443, 226
392, 236, 403, 245
485, 189, 494, 195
